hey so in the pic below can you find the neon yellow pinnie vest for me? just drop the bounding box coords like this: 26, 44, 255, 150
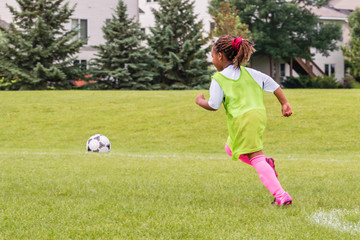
212, 66, 267, 160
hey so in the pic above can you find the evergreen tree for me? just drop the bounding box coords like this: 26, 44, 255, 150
91, 0, 154, 90
342, 8, 360, 80
210, 0, 250, 38
0, 0, 85, 90
147, 0, 212, 89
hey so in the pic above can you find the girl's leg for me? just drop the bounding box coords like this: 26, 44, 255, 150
225, 143, 251, 165
225, 144, 277, 176
225, 145, 291, 205
248, 151, 291, 205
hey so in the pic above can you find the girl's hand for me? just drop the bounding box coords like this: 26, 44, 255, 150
195, 93, 216, 111
282, 102, 292, 117
274, 88, 292, 117
195, 93, 205, 105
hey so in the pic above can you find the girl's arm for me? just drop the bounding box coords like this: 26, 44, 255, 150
273, 87, 292, 117
195, 93, 217, 111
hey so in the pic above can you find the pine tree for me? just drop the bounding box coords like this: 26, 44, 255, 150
210, 1, 251, 38
147, 0, 212, 89
91, 0, 154, 90
0, 0, 85, 90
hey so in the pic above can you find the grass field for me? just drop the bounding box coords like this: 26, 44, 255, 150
1, 90, 360, 239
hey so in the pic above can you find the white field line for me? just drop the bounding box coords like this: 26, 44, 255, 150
0, 151, 224, 160
310, 208, 360, 234
0, 151, 359, 162
285, 156, 358, 163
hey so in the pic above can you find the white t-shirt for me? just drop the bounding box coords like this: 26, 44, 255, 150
208, 66, 280, 110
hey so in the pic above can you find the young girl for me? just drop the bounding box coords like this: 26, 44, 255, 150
195, 35, 293, 206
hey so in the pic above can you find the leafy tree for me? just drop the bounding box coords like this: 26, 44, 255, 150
210, 0, 342, 82
147, 0, 212, 89
0, 0, 85, 90
210, 0, 251, 38
341, 8, 360, 80
91, 0, 154, 90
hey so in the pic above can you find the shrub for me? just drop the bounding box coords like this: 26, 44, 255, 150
0, 77, 21, 90
343, 75, 360, 89
283, 75, 340, 88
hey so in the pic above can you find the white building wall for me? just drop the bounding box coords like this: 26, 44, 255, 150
194, 0, 214, 36
67, 0, 138, 62
0, 0, 139, 62
310, 19, 347, 82
0, 0, 17, 21
311, 46, 345, 82
138, 0, 160, 33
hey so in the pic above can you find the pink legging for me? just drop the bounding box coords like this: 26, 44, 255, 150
225, 143, 285, 197
225, 143, 252, 165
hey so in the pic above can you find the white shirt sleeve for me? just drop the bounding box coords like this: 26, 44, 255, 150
208, 79, 224, 110
246, 67, 280, 93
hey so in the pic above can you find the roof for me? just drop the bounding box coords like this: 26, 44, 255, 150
310, 5, 349, 19
329, 0, 360, 11
309, 0, 359, 20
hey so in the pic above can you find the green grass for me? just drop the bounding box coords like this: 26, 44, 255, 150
1, 90, 360, 239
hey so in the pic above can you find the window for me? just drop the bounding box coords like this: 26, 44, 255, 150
330, 64, 335, 75
210, 22, 215, 32
324, 64, 335, 76
280, 63, 286, 83
280, 63, 285, 77
74, 60, 87, 70
71, 19, 88, 44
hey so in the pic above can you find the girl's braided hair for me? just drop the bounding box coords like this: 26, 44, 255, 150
213, 35, 255, 69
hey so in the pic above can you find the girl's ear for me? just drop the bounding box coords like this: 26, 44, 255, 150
218, 52, 224, 61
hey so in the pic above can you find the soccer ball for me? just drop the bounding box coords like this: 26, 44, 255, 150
86, 134, 111, 152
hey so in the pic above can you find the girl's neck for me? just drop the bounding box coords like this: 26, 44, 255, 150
221, 62, 233, 71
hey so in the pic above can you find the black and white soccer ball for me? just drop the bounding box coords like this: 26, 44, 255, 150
86, 134, 111, 152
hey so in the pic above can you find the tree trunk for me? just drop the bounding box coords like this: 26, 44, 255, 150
274, 59, 280, 83
269, 55, 273, 78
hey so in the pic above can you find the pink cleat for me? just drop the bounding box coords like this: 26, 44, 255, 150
266, 157, 278, 178
272, 192, 292, 206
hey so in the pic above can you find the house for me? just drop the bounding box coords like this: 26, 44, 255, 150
138, 0, 359, 83
65, 0, 138, 65
310, 0, 359, 82
0, 0, 139, 66
253, 0, 359, 83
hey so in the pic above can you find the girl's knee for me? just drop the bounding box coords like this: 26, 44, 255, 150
225, 143, 233, 156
